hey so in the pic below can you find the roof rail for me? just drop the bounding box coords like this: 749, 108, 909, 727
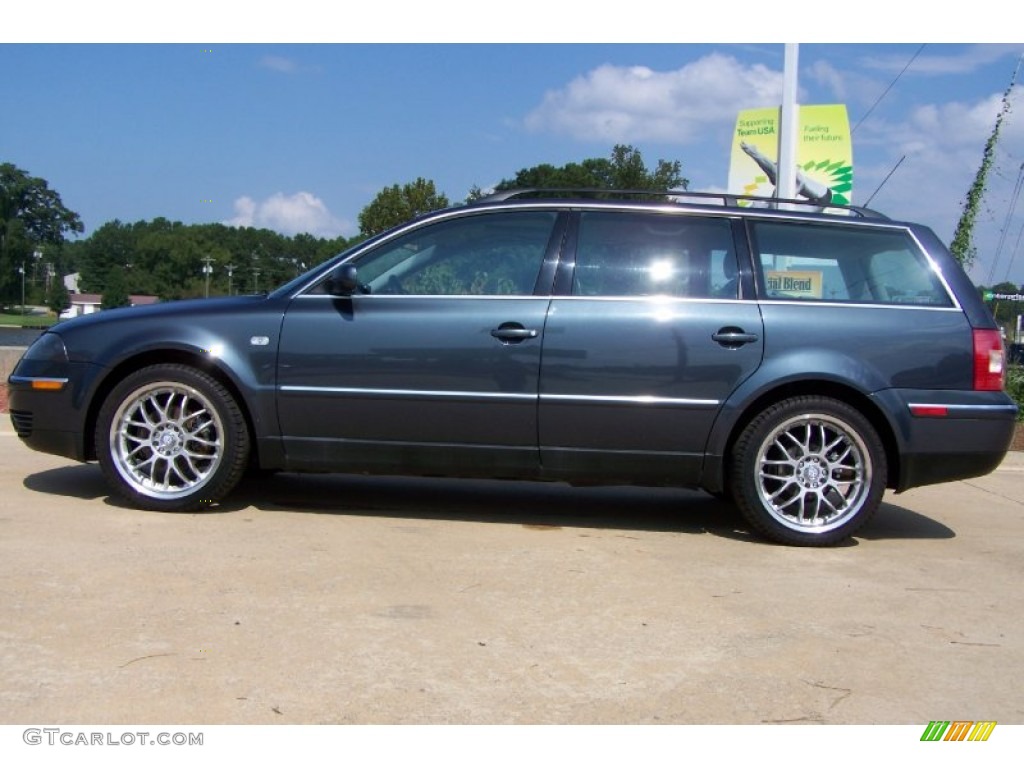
473, 188, 888, 220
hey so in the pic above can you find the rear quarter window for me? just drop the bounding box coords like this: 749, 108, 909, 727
751, 221, 953, 307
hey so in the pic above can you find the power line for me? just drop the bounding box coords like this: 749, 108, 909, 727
986, 55, 1024, 285
863, 155, 905, 207
852, 44, 926, 135
1002, 221, 1024, 286
987, 161, 1024, 284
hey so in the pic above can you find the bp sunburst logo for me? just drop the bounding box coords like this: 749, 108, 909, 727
743, 158, 854, 206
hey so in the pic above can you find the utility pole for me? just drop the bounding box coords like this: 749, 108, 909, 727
226, 264, 235, 296
19, 262, 26, 315
202, 255, 214, 298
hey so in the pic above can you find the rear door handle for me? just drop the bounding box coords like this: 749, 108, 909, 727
491, 323, 539, 343
712, 328, 759, 347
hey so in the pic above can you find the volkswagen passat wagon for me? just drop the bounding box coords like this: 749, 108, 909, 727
8, 190, 1018, 545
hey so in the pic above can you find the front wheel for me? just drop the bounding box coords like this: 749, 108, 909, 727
729, 396, 886, 546
96, 364, 250, 511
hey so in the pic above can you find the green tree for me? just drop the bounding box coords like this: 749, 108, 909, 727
0, 163, 83, 307
47, 278, 70, 314
982, 280, 1023, 325
101, 266, 131, 309
494, 144, 687, 195
358, 178, 450, 238
74, 217, 355, 300
78, 219, 136, 295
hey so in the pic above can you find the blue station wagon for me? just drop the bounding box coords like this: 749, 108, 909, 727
8, 190, 1018, 545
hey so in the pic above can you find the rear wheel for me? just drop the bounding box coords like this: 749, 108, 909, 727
96, 364, 250, 511
730, 396, 886, 546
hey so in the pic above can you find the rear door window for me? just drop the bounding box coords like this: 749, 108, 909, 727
572, 212, 738, 299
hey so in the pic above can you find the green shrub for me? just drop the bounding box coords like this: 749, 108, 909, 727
1006, 365, 1024, 421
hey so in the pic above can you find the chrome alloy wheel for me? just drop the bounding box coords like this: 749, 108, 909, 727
754, 413, 872, 534
108, 382, 225, 500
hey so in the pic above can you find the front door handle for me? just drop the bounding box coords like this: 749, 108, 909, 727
491, 323, 539, 344
712, 327, 759, 347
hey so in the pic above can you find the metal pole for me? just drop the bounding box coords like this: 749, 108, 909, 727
777, 44, 800, 202
202, 255, 214, 298
20, 262, 26, 315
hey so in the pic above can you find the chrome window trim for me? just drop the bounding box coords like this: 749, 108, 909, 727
549, 295, 749, 305
904, 227, 962, 311
755, 300, 962, 312
293, 293, 549, 301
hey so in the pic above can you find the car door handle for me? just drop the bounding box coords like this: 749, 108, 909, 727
491, 324, 539, 343
712, 328, 759, 347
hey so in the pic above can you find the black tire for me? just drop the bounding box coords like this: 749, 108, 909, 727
730, 396, 886, 546
96, 364, 250, 511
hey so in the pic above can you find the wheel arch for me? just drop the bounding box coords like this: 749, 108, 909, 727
84, 349, 258, 464
706, 379, 900, 494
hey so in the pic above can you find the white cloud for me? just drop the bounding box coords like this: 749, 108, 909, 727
806, 60, 848, 101
260, 55, 300, 73
882, 93, 1009, 155
862, 44, 1022, 76
225, 192, 349, 237
854, 89, 1024, 284
524, 53, 783, 144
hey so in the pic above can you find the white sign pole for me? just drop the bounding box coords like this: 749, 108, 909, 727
777, 43, 800, 203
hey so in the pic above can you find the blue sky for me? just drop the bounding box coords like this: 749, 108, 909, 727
3, 5, 1024, 286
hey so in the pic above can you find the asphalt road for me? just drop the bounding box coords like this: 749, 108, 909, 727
1, 423, 1022, 725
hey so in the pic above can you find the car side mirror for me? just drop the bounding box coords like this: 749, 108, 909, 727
326, 264, 369, 296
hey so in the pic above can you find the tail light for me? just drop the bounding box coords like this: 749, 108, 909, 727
973, 329, 1005, 391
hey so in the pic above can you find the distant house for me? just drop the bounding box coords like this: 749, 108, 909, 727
59, 293, 159, 320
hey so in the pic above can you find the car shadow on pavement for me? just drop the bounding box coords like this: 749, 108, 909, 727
23, 462, 110, 501
856, 499, 956, 541
21, 464, 955, 544
240, 471, 748, 537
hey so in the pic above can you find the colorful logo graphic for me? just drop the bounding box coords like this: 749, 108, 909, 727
920, 721, 997, 742
728, 105, 853, 206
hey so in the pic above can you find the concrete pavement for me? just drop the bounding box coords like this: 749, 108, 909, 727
1, 421, 1022, 725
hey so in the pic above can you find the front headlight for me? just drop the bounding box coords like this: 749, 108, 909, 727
20, 333, 69, 364
9, 333, 70, 388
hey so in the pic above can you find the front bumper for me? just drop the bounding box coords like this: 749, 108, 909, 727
7, 361, 102, 463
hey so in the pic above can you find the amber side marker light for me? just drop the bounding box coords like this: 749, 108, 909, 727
30, 379, 66, 391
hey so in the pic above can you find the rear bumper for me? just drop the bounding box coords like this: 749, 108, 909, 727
873, 389, 1018, 491
898, 421, 1015, 490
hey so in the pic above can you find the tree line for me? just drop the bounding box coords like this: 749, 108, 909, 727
4, 146, 685, 310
